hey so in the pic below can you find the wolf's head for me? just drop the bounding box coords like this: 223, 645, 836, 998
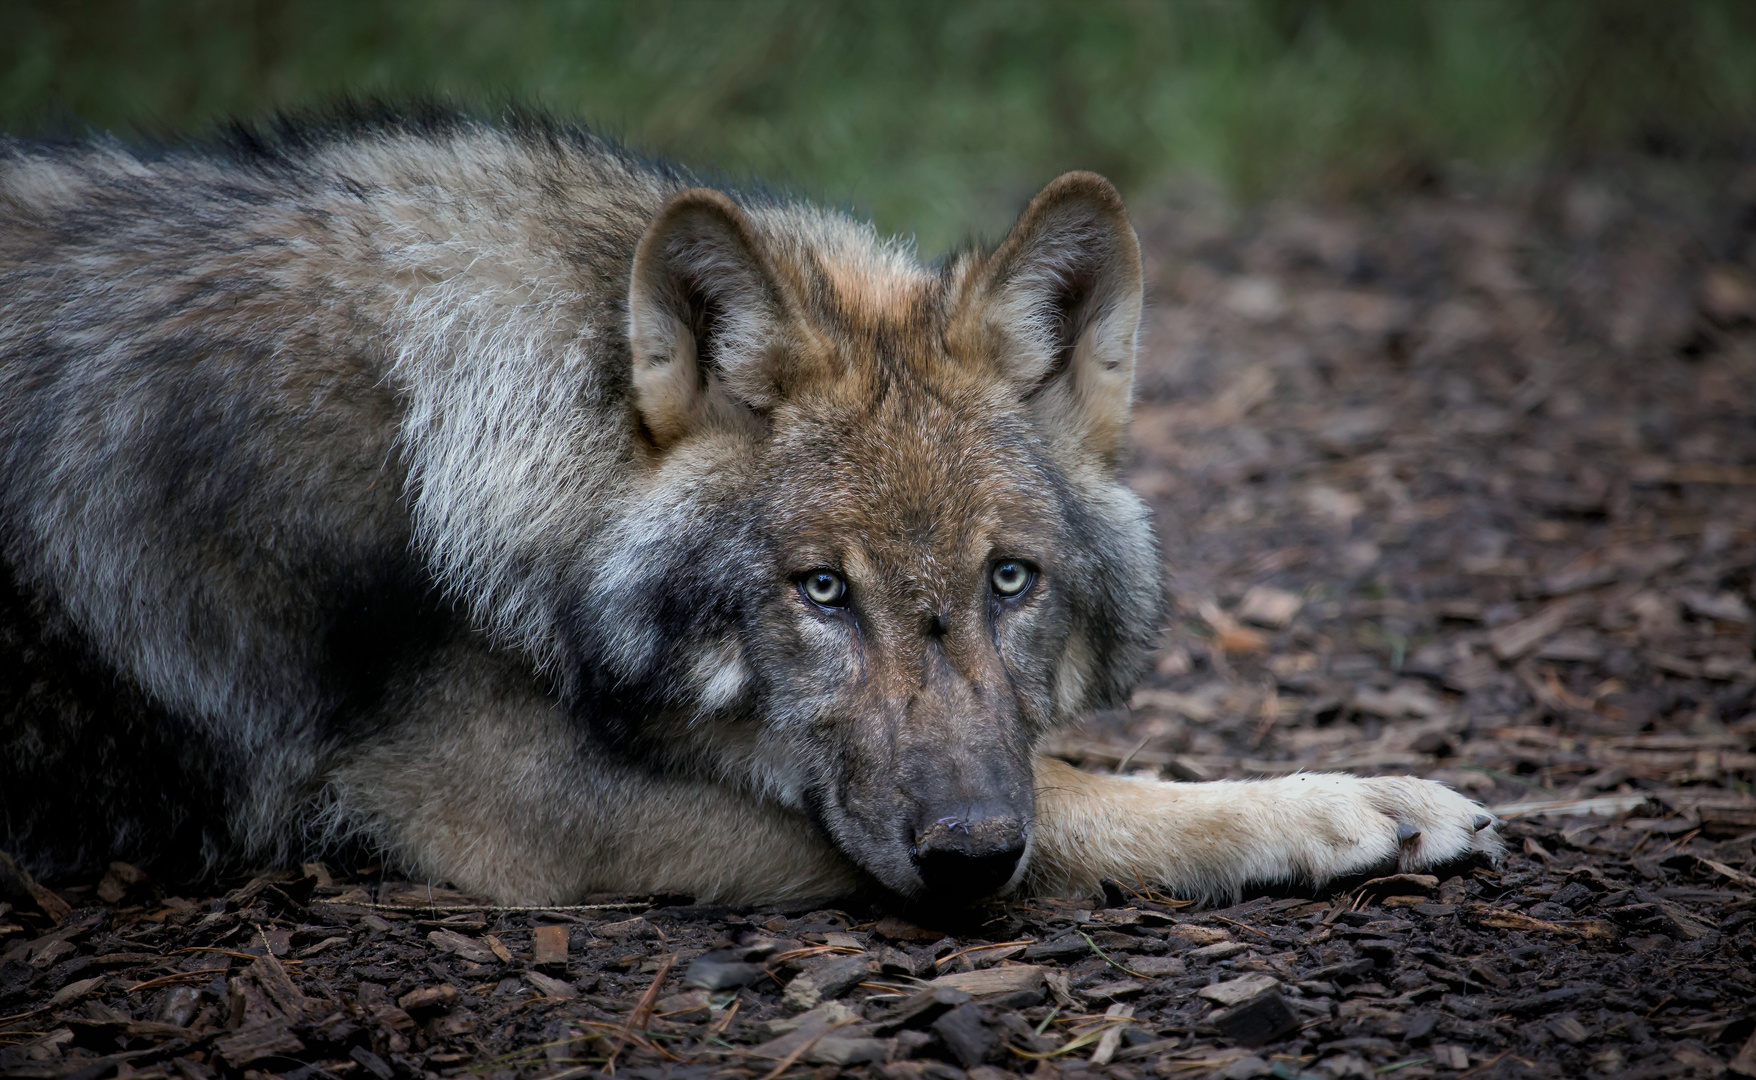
564, 173, 1162, 904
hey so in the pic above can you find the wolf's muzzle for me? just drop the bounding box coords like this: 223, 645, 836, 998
911, 809, 1026, 902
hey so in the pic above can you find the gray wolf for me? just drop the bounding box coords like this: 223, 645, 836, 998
0, 105, 1500, 907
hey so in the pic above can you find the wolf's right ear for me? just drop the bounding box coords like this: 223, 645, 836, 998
627, 189, 803, 449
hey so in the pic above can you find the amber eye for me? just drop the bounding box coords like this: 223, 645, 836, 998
801, 571, 849, 608
991, 560, 1035, 598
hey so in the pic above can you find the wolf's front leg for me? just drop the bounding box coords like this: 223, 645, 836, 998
322, 642, 864, 906
1024, 757, 1501, 903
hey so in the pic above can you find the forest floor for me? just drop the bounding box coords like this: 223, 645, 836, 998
5, 162, 1756, 1080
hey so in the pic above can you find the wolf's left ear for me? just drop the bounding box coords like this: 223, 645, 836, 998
628, 188, 808, 449
951, 172, 1143, 466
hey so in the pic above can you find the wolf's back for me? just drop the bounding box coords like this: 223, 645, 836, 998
0, 114, 671, 878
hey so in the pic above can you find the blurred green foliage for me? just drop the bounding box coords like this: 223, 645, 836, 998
7, 1, 1756, 249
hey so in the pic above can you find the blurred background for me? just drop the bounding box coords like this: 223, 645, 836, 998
8, 2, 1756, 769
6, 0, 1756, 250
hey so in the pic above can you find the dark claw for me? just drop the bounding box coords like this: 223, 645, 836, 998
1473, 814, 1493, 832
1396, 823, 1422, 845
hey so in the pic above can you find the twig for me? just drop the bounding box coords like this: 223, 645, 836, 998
173, 946, 298, 963
769, 944, 863, 965
755, 1020, 860, 1080
1322, 895, 1351, 925
1074, 929, 1152, 979
319, 900, 650, 915
606, 952, 676, 1072
1008, 1014, 1133, 1060
1209, 915, 1272, 940
1113, 735, 1152, 774
857, 977, 926, 996
528, 1066, 600, 1080
932, 939, 1035, 968
702, 998, 740, 1041
1655, 829, 1702, 856
126, 969, 228, 993
1125, 872, 1197, 908
1033, 1006, 1061, 1036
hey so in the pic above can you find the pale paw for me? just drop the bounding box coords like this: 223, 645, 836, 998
1273, 773, 1503, 887
1355, 774, 1503, 877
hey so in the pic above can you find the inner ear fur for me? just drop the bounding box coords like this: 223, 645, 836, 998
951, 171, 1144, 466
628, 188, 804, 449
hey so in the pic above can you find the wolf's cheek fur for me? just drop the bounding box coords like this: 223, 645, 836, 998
989, 581, 1073, 729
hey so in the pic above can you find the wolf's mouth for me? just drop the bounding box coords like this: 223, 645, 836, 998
808, 784, 1029, 903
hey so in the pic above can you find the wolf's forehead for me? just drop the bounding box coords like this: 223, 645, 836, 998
780, 390, 1047, 547
815, 257, 938, 330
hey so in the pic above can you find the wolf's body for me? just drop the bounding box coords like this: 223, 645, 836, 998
0, 108, 1499, 906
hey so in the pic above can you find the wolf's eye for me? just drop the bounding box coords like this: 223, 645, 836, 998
991, 560, 1035, 598
801, 571, 849, 608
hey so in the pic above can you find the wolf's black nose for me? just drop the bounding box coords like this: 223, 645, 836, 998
912, 812, 1026, 902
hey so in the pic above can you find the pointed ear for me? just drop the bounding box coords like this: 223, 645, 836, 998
951, 172, 1143, 465
628, 188, 800, 449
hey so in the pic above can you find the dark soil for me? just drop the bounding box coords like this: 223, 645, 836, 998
6, 163, 1756, 1079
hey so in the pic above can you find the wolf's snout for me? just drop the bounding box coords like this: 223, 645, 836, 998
911, 810, 1025, 902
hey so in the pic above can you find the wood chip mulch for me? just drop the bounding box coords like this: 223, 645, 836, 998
6, 162, 1756, 1079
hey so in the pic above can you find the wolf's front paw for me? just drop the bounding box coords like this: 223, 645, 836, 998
1353, 774, 1503, 876
1275, 772, 1502, 889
